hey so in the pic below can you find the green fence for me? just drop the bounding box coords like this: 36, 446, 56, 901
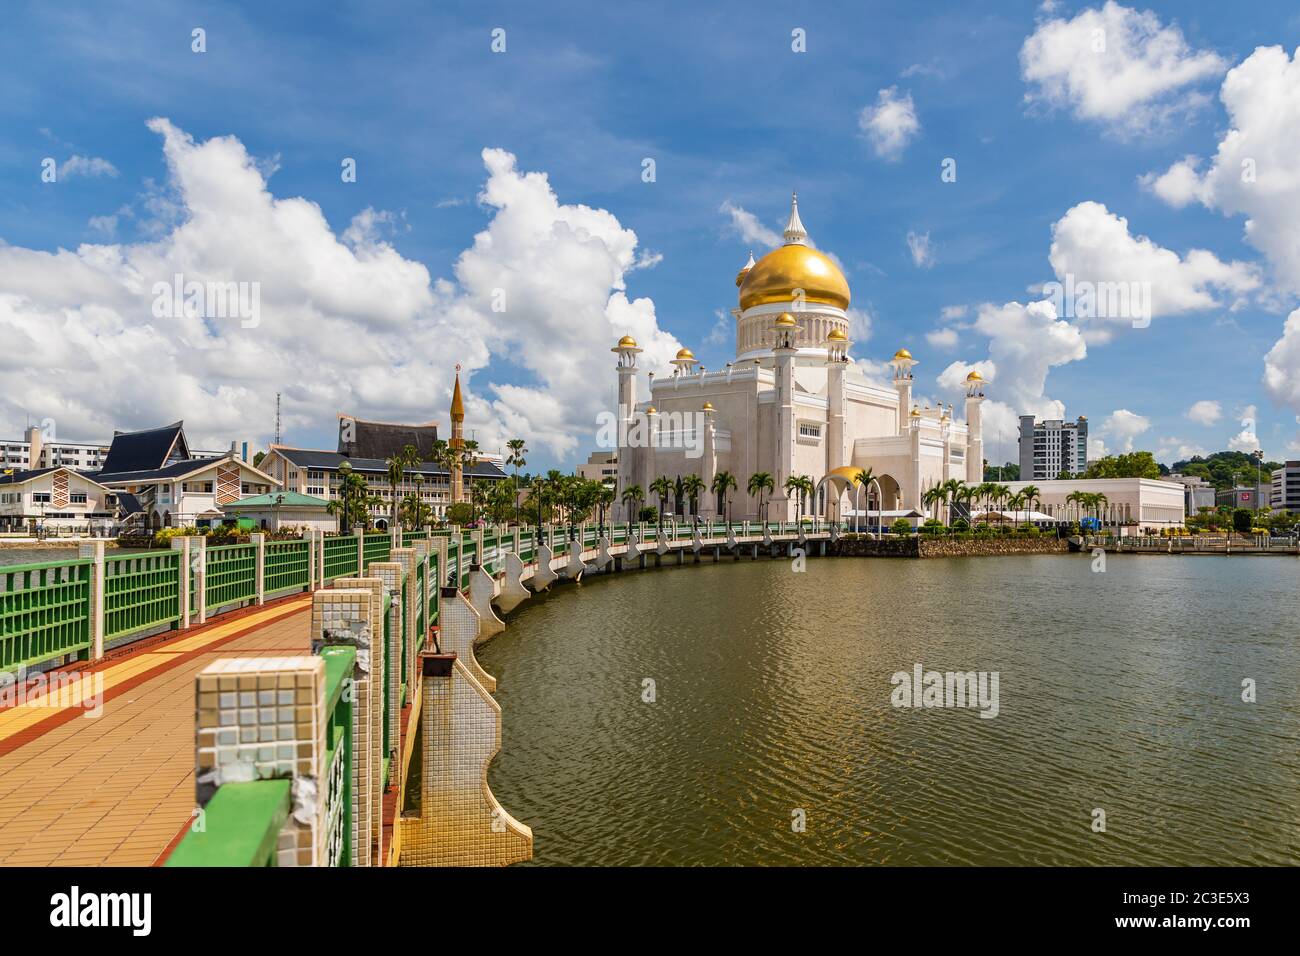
323, 535, 358, 581
362, 533, 390, 568
265, 540, 310, 596
205, 544, 257, 611
164, 780, 291, 867
320, 645, 355, 867
104, 551, 180, 640
0, 560, 92, 671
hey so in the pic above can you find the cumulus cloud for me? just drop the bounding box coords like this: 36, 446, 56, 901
720, 200, 780, 248
926, 327, 959, 350
1155, 436, 1209, 462
906, 230, 934, 268
0, 120, 680, 461
1047, 200, 1259, 331
1020, 1, 1226, 133
1227, 405, 1261, 454
1264, 309, 1300, 413
936, 299, 1087, 444
859, 87, 920, 161
1099, 408, 1151, 452
59, 155, 119, 179
1186, 399, 1222, 426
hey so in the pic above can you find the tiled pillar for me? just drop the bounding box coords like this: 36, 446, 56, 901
467, 566, 505, 638
436, 587, 495, 692
77, 540, 105, 661
192, 535, 207, 625
171, 536, 191, 630
432, 536, 449, 590
396, 652, 532, 867
312, 582, 384, 867
252, 532, 266, 606
367, 562, 405, 751
194, 656, 327, 866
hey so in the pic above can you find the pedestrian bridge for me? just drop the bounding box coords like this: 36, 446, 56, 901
0, 520, 833, 867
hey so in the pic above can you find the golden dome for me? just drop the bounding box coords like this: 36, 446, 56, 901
674, 347, 696, 361
645, 405, 657, 414
702, 401, 714, 411
892, 348, 914, 362
612, 334, 639, 351
910, 405, 922, 418
965, 369, 983, 382
738, 244, 850, 311
827, 328, 848, 341
774, 312, 797, 328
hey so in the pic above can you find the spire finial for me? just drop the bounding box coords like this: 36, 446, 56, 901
783, 190, 807, 245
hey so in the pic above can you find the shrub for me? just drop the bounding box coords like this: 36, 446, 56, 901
890, 518, 914, 535
951, 517, 970, 532
637, 506, 658, 523
921, 519, 945, 536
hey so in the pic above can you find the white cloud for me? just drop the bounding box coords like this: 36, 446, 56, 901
859, 87, 920, 161
703, 309, 731, 347
936, 299, 1087, 445
87, 215, 118, 238
59, 155, 119, 179
940, 304, 968, 321
1227, 404, 1261, 454
1020, 1, 1226, 133
1048, 200, 1260, 329
1099, 408, 1151, 452
1264, 309, 1300, 413
847, 307, 873, 343
1185, 399, 1222, 426
1138, 156, 1206, 208
906, 230, 934, 268
926, 327, 959, 350
1156, 436, 1209, 461
0, 120, 680, 462
719, 200, 780, 248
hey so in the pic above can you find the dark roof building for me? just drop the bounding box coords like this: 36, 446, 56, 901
99, 421, 190, 474
338, 417, 439, 461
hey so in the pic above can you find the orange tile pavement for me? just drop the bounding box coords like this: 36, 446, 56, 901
0, 597, 313, 867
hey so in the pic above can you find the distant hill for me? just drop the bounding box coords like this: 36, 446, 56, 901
1169, 451, 1282, 491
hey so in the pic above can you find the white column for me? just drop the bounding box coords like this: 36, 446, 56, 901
78, 540, 105, 661
252, 532, 265, 606
171, 536, 191, 629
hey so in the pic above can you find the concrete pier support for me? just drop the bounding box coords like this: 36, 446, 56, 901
530, 545, 559, 592
436, 586, 495, 692
594, 536, 613, 571
562, 545, 590, 582
494, 552, 531, 614
397, 653, 532, 867
467, 566, 506, 639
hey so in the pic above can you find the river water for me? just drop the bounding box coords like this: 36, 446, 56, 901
479, 554, 1300, 866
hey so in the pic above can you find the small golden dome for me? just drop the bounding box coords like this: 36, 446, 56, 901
645, 406, 657, 414
674, 347, 696, 361
910, 405, 922, 418
827, 328, 848, 341
892, 348, 913, 362
940, 409, 951, 422
775, 312, 797, 328
738, 244, 850, 311
965, 369, 983, 382
612, 334, 639, 352
702, 401, 714, 411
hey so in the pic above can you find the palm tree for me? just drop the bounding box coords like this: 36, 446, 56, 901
621, 484, 644, 525
672, 475, 685, 517
505, 439, 527, 524
1092, 492, 1109, 527
596, 482, 616, 536
711, 471, 737, 525
1065, 490, 1085, 525
953, 482, 977, 525
385, 456, 404, 526
681, 474, 706, 526
747, 471, 774, 524
784, 474, 813, 523
649, 475, 673, 533
922, 484, 946, 522
529, 476, 549, 536
940, 478, 966, 526
852, 467, 877, 534
1019, 484, 1042, 518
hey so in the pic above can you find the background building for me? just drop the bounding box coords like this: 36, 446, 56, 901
1003, 477, 1185, 530
1018, 415, 1088, 479
0, 467, 124, 532
1271, 461, 1300, 513
1214, 484, 1271, 511
1166, 473, 1217, 516
577, 451, 618, 483
0, 426, 110, 471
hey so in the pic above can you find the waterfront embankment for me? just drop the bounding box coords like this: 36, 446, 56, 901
829, 534, 1068, 558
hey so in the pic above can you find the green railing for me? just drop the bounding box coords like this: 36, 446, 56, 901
401, 530, 428, 547
323, 535, 358, 581
205, 543, 257, 611
362, 533, 390, 569
320, 645, 355, 867
414, 560, 425, 645
0, 560, 92, 671
381, 592, 393, 766
165, 780, 291, 867
427, 552, 440, 633
265, 539, 310, 596
104, 551, 180, 639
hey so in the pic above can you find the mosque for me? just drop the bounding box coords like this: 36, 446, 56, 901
613, 194, 987, 522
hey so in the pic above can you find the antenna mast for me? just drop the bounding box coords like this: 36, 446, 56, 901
274, 393, 282, 445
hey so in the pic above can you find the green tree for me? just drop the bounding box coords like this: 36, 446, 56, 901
681, 474, 706, 523
747, 471, 774, 523
649, 475, 674, 532
1086, 451, 1161, 480
711, 471, 738, 524
505, 439, 527, 523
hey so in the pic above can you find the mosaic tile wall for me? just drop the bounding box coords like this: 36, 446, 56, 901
194, 656, 326, 866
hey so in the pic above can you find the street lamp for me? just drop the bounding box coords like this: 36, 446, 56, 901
338, 460, 352, 534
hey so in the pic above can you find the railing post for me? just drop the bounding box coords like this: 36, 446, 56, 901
355, 527, 366, 574
77, 540, 105, 662
252, 532, 266, 606
193, 535, 208, 625
171, 535, 192, 630
317, 529, 327, 589
306, 529, 317, 592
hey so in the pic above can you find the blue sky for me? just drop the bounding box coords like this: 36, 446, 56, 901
2, 0, 1299, 469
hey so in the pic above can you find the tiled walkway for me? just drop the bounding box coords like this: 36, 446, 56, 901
0, 597, 312, 866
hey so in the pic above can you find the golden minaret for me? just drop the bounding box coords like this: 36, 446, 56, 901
449, 367, 465, 504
